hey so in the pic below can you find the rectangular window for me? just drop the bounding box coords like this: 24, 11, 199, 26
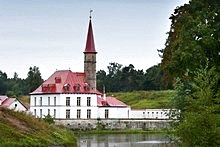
54, 109, 56, 118
87, 109, 91, 119
40, 97, 42, 106
34, 97, 36, 106
40, 109, 42, 118
87, 97, 91, 106
77, 109, 81, 119
105, 109, 109, 119
48, 97, 50, 106
66, 109, 70, 119
77, 97, 81, 106
48, 109, 50, 115
66, 97, 70, 106
54, 97, 56, 106
34, 109, 36, 117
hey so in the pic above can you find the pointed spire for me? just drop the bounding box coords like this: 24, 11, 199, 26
84, 10, 97, 54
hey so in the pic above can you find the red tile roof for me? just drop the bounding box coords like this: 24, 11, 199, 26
0, 98, 16, 107
31, 70, 99, 94
0, 95, 8, 103
84, 19, 96, 53
0, 95, 16, 107
97, 96, 127, 107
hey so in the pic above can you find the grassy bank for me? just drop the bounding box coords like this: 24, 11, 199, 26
0, 108, 76, 146
109, 90, 174, 109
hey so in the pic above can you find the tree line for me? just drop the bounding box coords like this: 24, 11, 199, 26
0, 66, 43, 97
0, 63, 167, 97
96, 62, 166, 92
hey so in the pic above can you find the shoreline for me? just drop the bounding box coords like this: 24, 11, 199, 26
73, 129, 174, 135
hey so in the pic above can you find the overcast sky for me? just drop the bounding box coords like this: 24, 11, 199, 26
0, 0, 189, 79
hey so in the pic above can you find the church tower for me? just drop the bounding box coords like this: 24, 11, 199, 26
84, 14, 97, 90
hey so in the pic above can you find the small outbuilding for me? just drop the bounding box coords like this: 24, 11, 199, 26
0, 95, 27, 111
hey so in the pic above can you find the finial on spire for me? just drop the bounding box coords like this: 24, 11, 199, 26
89, 9, 93, 19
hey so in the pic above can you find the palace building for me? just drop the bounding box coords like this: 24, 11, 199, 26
29, 15, 169, 123
29, 16, 131, 120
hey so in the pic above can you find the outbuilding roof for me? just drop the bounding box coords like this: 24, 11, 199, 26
0, 95, 8, 103
0, 98, 16, 107
0, 95, 28, 111
97, 96, 127, 107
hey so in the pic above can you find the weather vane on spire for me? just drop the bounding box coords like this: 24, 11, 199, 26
89, 9, 93, 19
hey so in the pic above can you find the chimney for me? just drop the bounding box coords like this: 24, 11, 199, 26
103, 85, 106, 101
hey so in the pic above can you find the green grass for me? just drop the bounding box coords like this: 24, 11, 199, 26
0, 108, 77, 146
109, 90, 174, 109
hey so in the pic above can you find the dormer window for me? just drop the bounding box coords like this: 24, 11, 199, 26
55, 77, 61, 83
84, 83, 90, 91
42, 84, 56, 93
101, 100, 109, 106
74, 84, 81, 92
42, 84, 49, 92
48, 84, 56, 92
63, 83, 70, 92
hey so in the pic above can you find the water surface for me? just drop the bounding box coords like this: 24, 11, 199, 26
77, 133, 175, 147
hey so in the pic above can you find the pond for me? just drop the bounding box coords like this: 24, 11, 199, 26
77, 133, 175, 147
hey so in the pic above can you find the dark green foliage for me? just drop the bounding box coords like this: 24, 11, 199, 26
97, 62, 165, 92
143, 64, 164, 90
26, 66, 44, 93
171, 66, 220, 146
43, 114, 55, 124
0, 71, 8, 94
0, 66, 43, 97
160, 0, 220, 145
159, 0, 220, 87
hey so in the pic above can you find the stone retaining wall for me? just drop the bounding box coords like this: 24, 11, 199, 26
55, 119, 171, 130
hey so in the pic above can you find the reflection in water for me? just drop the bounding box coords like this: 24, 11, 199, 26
77, 133, 175, 147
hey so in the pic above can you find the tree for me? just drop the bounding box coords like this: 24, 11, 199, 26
159, 0, 220, 85
0, 71, 8, 94
96, 63, 165, 92
143, 64, 164, 90
107, 62, 122, 77
106, 62, 122, 92
161, 0, 220, 145
13, 72, 19, 81
171, 66, 220, 146
96, 70, 107, 92
26, 66, 43, 93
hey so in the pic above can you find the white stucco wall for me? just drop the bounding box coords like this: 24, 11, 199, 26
30, 94, 170, 120
98, 107, 130, 119
130, 109, 169, 119
7, 100, 27, 111
130, 109, 146, 118
30, 93, 98, 119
